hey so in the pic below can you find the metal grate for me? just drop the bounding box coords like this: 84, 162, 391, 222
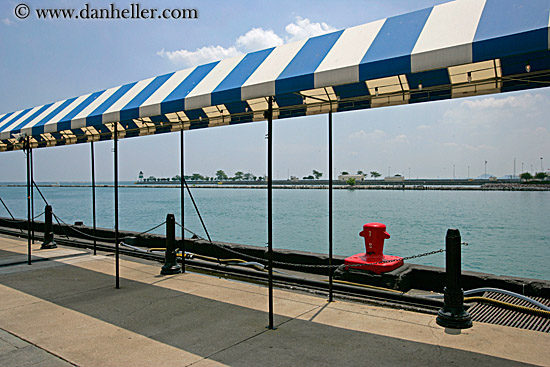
467, 292, 550, 333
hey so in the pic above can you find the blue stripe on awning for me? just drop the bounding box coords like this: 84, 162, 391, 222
211, 48, 274, 106
333, 82, 370, 100
12, 103, 54, 132
86, 82, 137, 126
120, 73, 174, 121
53, 92, 104, 132
360, 7, 432, 80
473, 0, 550, 62
0, 108, 33, 133
276, 30, 344, 95
31, 97, 79, 135
0, 112, 14, 124
161, 62, 219, 115
407, 68, 450, 89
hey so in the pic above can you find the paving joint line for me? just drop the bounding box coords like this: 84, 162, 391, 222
0, 327, 79, 367
185, 304, 323, 367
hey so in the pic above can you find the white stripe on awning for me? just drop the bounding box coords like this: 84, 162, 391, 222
412, 0, 486, 72
315, 19, 385, 88
241, 40, 307, 100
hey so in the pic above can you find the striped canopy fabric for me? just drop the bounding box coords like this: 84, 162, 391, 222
1, 0, 550, 151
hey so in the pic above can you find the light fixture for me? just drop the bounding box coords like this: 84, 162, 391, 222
199, 116, 202, 121
375, 87, 379, 96
525, 63, 531, 73
245, 107, 249, 112
418, 82, 423, 91
467, 72, 472, 83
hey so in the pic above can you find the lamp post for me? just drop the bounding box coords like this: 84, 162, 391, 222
484, 160, 487, 178
541, 157, 544, 172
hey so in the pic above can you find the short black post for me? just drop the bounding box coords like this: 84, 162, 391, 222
436, 229, 472, 329
161, 213, 181, 275
40, 205, 57, 249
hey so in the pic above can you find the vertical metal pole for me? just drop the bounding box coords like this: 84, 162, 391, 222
267, 96, 274, 329
26, 137, 31, 265
91, 141, 97, 255
114, 124, 120, 289
328, 109, 333, 302
180, 128, 186, 273
30, 146, 34, 244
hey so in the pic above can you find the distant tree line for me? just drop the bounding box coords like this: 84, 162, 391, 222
520, 172, 548, 180
142, 169, 384, 182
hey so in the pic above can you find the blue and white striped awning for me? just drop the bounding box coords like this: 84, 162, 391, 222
2, 0, 550, 151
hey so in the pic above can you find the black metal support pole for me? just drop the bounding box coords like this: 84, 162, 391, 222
30, 146, 34, 244
41, 205, 57, 249
91, 141, 97, 256
436, 229, 472, 329
267, 96, 274, 329
114, 124, 120, 289
180, 128, 185, 273
328, 109, 333, 303
26, 137, 31, 265
161, 213, 181, 275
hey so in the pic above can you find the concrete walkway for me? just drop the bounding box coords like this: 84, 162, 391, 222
0, 235, 548, 367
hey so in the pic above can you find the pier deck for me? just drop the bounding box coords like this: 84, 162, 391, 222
0, 235, 548, 367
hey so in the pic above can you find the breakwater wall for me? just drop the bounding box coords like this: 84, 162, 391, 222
1, 183, 549, 191
2, 216, 549, 297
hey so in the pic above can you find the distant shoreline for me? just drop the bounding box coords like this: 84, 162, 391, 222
1, 183, 549, 191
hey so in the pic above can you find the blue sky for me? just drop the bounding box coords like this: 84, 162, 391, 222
0, 0, 548, 182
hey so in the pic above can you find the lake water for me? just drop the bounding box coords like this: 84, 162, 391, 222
0, 184, 548, 280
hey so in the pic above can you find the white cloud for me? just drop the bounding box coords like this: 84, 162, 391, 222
391, 134, 409, 144
284, 16, 337, 42
460, 93, 544, 110
157, 16, 336, 67
464, 144, 494, 151
235, 28, 284, 53
1, 18, 13, 26
349, 129, 385, 139
157, 46, 241, 67
416, 124, 431, 130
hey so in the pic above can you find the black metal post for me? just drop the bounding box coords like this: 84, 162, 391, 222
41, 205, 57, 249
180, 128, 185, 273
328, 109, 333, 302
436, 229, 472, 329
91, 141, 97, 255
30, 146, 34, 244
267, 96, 274, 329
26, 137, 31, 265
161, 213, 181, 275
114, 124, 120, 289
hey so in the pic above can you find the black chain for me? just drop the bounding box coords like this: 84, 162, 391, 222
53, 213, 166, 242
186, 240, 468, 269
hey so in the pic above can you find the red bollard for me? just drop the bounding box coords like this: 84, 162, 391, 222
344, 223, 403, 274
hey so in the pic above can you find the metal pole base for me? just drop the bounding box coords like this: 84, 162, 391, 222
436, 288, 472, 329
40, 240, 57, 249
161, 263, 182, 275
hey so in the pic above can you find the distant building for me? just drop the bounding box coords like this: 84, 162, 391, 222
384, 175, 405, 182
338, 174, 365, 181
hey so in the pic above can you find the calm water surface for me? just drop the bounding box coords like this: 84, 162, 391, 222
0, 185, 548, 280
